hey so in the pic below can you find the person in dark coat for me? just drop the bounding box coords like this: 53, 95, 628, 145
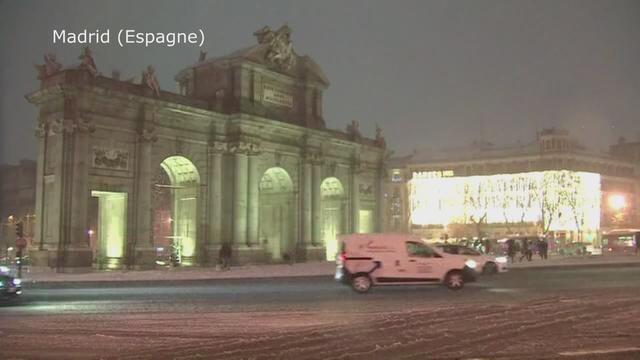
539, 238, 548, 260
507, 239, 516, 263
519, 238, 530, 262
219, 243, 232, 271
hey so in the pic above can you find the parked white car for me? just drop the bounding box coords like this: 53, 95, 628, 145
335, 233, 479, 293
436, 244, 507, 274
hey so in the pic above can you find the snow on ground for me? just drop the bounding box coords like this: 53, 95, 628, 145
2, 290, 640, 359
18, 262, 336, 283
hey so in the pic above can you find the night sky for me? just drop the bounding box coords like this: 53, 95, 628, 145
1, 0, 639, 164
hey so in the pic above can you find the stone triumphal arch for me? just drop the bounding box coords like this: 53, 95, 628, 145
27, 25, 386, 271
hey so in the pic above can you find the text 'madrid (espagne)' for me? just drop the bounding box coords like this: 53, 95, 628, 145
52, 29, 205, 48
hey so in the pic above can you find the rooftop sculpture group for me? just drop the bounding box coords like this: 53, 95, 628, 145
35, 53, 62, 79
35, 48, 161, 97
254, 25, 296, 71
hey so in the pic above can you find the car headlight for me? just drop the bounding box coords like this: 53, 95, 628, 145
495, 256, 508, 264
12, 278, 21, 286
464, 259, 477, 269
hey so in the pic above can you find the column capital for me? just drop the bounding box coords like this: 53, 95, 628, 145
48, 118, 64, 136
138, 127, 158, 143
208, 141, 228, 154
63, 119, 76, 133
35, 120, 48, 138
36, 118, 73, 137
62, 117, 95, 134
303, 149, 323, 165
352, 158, 364, 174
229, 141, 261, 155
76, 118, 95, 134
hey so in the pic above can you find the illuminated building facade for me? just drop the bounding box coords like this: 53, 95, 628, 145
385, 129, 640, 246
27, 25, 385, 271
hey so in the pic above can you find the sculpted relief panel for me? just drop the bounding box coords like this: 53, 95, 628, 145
92, 147, 129, 171
359, 183, 375, 198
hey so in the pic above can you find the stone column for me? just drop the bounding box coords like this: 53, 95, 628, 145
376, 167, 386, 233
34, 120, 47, 250
351, 159, 360, 233
133, 127, 157, 269
232, 143, 249, 246
207, 141, 226, 262
311, 157, 322, 245
301, 159, 312, 246
57, 114, 94, 272
247, 146, 261, 247
30, 119, 50, 267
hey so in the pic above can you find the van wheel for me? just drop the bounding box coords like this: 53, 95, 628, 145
444, 270, 464, 290
351, 273, 372, 293
483, 262, 498, 275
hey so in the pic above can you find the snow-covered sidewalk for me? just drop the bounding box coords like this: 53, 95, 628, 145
16, 261, 336, 283
8, 254, 640, 284
507, 253, 640, 269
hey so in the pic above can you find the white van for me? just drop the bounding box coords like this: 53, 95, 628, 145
335, 233, 479, 293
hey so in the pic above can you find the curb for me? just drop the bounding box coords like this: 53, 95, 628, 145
22, 274, 334, 290
507, 261, 640, 271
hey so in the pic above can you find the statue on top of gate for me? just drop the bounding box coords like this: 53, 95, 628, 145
254, 24, 297, 71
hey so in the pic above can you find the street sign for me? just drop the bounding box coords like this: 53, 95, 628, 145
16, 237, 27, 249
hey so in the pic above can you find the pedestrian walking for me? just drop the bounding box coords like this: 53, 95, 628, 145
219, 242, 232, 271
519, 238, 530, 262
540, 238, 548, 260
507, 239, 516, 264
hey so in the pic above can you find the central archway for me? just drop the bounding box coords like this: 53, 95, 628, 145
153, 155, 200, 266
259, 167, 294, 262
321, 177, 345, 260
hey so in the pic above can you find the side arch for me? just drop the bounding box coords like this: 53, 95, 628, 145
259, 167, 295, 261
321, 177, 345, 260
153, 155, 201, 266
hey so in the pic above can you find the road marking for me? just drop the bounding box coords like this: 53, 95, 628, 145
559, 347, 640, 356
486, 288, 520, 293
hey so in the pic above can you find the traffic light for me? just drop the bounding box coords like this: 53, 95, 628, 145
15, 221, 24, 238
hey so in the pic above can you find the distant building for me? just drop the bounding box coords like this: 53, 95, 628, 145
0, 159, 37, 251
385, 128, 640, 248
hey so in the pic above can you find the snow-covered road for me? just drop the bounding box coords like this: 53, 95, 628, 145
2, 291, 639, 359
2, 267, 640, 359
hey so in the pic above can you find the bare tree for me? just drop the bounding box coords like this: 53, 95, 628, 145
500, 178, 515, 234
465, 180, 489, 240
562, 172, 587, 243
514, 176, 536, 233
534, 172, 562, 235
